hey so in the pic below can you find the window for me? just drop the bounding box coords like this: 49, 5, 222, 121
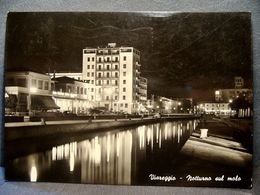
115, 96, 118, 100
123, 87, 126, 92
107, 80, 109, 85
92, 57, 95, 61
123, 80, 126, 84
17, 78, 27, 87
98, 57, 102, 62
123, 64, 126, 68
107, 65, 110, 70
115, 65, 118, 70
98, 80, 101, 85
67, 86, 71, 93
98, 88, 102, 93
38, 80, 43, 89
123, 56, 126, 61
81, 87, 83, 94
107, 72, 110, 77
91, 88, 94, 92
84, 88, 87, 95
115, 57, 118, 62
115, 80, 118, 85
106, 96, 109, 100
91, 72, 94, 77
123, 95, 126, 100
31, 79, 37, 87
98, 73, 101, 78
125, 103, 128, 108
87, 57, 90, 62
87, 65, 90, 69
87, 73, 90, 77
115, 72, 118, 77
91, 95, 94, 100
91, 80, 94, 84
123, 72, 126, 76
121, 103, 123, 107
44, 81, 49, 90
99, 65, 102, 70
92, 65, 94, 69
77, 87, 79, 94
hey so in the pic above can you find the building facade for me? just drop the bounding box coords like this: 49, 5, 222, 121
52, 77, 95, 114
82, 43, 148, 114
5, 71, 59, 116
197, 102, 231, 115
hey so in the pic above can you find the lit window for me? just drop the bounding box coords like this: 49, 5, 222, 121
44, 81, 49, 90
38, 80, 43, 90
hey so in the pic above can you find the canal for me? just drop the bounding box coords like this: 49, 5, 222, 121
5, 120, 198, 185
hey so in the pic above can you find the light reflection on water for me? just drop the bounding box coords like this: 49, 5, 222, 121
7, 120, 198, 185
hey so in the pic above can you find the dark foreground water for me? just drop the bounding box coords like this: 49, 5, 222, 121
6, 120, 198, 185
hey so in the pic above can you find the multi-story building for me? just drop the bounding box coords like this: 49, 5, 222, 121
82, 43, 148, 114
5, 71, 59, 116
52, 76, 95, 114
215, 77, 252, 103
197, 102, 231, 115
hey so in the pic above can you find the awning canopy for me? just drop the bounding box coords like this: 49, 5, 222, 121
31, 95, 60, 110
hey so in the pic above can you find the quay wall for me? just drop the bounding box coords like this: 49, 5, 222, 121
5, 115, 199, 141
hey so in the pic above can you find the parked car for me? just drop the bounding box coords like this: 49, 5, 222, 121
62, 111, 77, 117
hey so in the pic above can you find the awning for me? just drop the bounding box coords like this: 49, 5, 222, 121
31, 95, 60, 110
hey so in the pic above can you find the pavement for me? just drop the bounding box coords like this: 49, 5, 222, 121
5, 117, 155, 127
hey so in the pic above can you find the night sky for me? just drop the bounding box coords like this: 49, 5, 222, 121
5, 12, 252, 101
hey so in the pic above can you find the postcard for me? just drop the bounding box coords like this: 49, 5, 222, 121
4, 12, 253, 188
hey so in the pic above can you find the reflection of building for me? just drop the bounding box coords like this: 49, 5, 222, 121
197, 102, 231, 115
5, 71, 59, 115
52, 77, 95, 114
82, 43, 148, 114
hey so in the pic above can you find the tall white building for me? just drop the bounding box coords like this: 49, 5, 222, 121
82, 43, 148, 114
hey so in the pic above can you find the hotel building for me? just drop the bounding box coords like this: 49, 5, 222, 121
82, 43, 148, 114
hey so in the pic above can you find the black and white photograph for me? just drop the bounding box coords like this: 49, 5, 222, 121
4, 12, 253, 188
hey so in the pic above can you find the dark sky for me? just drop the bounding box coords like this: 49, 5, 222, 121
5, 12, 252, 101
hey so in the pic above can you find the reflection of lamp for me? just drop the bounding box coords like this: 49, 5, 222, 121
178, 102, 182, 106
30, 165, 37, 182
229, 99, 233, 103
215, 90, 220, 95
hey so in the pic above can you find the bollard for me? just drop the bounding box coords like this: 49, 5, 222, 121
200, 129, 208, 138
40, 118, 46, 125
